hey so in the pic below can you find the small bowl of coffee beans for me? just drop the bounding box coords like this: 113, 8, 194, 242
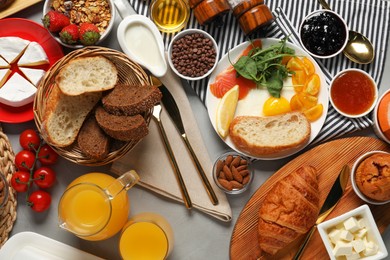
168, 29, 219, 81
212, 151, 253, 194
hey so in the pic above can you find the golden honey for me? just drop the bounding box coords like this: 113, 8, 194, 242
150, 0, 190, 33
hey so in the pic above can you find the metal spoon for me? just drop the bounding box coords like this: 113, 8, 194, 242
318, 0, 375, 64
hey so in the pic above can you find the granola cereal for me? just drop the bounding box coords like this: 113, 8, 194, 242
51, 0, 111, 33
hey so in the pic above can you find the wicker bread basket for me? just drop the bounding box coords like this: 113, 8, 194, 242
0, 126, 17, 248
33, 46, 153, 166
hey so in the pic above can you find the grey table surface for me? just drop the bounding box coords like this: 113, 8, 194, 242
3, 2, 390, 259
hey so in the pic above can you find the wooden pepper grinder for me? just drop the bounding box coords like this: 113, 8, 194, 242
189, 0, 230, 25
230, 0, 274, 34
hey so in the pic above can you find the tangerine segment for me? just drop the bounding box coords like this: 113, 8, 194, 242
292, 70, 307, 92
302, 57, 315, 76
286, 57, 305, 71
304, 74, 321, 96
290, 94, 304, 111
216, 85, 239, 138
298, 92, 318, 109
303, 104, 323, 122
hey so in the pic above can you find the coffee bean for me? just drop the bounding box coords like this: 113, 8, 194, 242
170, 32, 217, 78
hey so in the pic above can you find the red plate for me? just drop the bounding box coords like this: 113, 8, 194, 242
0, 18, 64, 124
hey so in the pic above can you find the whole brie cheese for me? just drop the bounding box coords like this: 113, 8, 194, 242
0, 36, 30, 64
0, 69, 11, 88
17, 42, 49, 67
0, 72, 37, 107
19, 67, 46, 86
0, 56, 10, 69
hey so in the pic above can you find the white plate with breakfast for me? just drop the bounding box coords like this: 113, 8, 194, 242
206, 38, 329, 160
0, 18, 63, 123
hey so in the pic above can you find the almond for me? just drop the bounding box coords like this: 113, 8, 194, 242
231, 180, 243, 189
239, 169, 250, 177
232, 166, 243, 182
225, 155, 234, 166
231, 156, 241, 167
218, 178, 233, 190
242, 175, 250, 185
215, 160, 224, 176
223, 165, 233, 181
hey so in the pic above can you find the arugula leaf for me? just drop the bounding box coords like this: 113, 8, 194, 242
230, 36, 296, 97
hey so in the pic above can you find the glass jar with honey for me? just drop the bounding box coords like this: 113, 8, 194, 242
150, 0, 191, 33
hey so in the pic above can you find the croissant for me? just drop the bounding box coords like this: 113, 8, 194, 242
258, 165, 320, 255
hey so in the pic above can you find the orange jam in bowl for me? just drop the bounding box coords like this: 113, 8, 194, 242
330, 69, 378, 118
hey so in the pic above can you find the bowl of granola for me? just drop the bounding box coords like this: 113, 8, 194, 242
42, 0, 115, 48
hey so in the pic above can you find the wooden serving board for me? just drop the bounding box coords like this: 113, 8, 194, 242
230, 137, 390, 260
0, 0, 42, 19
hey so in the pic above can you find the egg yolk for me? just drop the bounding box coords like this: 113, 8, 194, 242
263, 97, 291, 116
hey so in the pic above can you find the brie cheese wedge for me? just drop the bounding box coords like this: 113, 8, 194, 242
0, 36, 30, 64
18, 41, 49, 67
0, 69, 11, 88
0, 56, 10, 69
20, 67, 46, 86
0, 72, 37, 107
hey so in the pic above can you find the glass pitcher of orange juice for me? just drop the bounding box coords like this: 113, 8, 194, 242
58, 171, 139, 241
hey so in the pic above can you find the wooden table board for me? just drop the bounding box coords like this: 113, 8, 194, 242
0, 0, 42, 19
230, 137, 390, 260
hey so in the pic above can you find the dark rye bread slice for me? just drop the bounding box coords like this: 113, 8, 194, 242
102, 84, 162, 116
77, 115, 110, 160
95, 106, 148, 142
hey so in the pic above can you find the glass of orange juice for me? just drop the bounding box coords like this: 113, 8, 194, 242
119, 212, 174, 260
58, 170, 139, 241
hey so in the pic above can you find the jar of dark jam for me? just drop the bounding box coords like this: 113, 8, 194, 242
299, 10, 348, 58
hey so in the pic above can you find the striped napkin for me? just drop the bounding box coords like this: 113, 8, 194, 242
129, 0, 390, 144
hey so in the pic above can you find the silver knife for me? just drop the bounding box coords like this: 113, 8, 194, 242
293, 164, 350, 259
160, 85, 219, 205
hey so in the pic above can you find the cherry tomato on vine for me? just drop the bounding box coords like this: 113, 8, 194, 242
19, 129, 41, 151
33, 167, 56, 189
15, 150, 36, 171
10, 171, 30, 192
28, 190, 51, 212
38, 144, 58, 165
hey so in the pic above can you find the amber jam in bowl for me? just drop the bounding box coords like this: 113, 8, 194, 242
329, 69, 378, 118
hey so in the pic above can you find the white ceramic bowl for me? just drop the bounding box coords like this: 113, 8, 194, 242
351, 151, 390, 205
299, 9, 348, 59
212, 151, 253, 195
168, 29, 219, 81
117, 14, 168, 77
372, 88, 390, 144
329, 68, 378, 118
317, 204, 388, 260
42, 0, 115, 49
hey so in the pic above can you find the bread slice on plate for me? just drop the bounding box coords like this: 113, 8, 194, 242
95, 106, 148, 142
55, 55, 118, 96
17, 42, 49, 67
41, 84, 102, 147
102, 84, 162, 116
229, 112, 311, 157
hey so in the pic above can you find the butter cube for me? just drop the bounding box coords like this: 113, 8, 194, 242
333, 241, 353, 257
328, 229, 342, 244
345, 252, 360, 260
340, 230, 354, 242
352, 239, 365, 253
343, 217, 360, 233
335, 222, 345, 230
363, 241, 379, 256
354, 227, 367, 239
358, 218, 366, 229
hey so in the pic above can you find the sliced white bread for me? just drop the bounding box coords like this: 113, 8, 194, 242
0, 72, 36, 107
229, 112, 311, 156
0, 68, 11, 88
0, 56, 10, 69
55, 55, 118, 96
17, 42, 49, 67
41, 84, 102, 147
19, 67, 46, 86
0, 36, 30, 64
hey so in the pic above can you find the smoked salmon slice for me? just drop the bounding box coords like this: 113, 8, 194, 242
209, 39, 262, 100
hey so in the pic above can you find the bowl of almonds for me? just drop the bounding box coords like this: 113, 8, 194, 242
213, 151, 253, 194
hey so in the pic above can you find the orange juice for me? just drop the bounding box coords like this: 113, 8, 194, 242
59, 172, 130, 241
119, 212, 174, 260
